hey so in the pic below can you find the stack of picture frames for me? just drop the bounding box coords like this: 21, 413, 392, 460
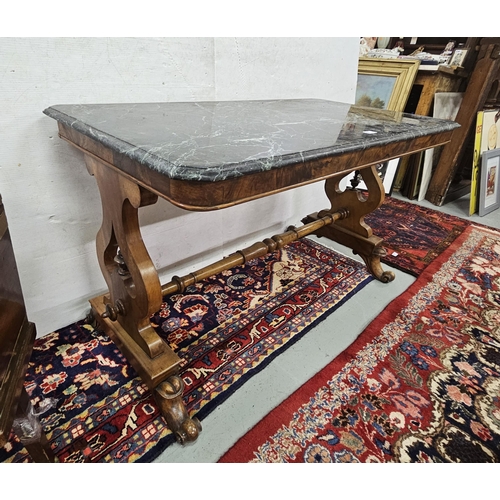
470, 107, 500, 216
416, 92, 463, 201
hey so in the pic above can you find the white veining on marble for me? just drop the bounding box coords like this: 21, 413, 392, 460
43, 99, 460, 182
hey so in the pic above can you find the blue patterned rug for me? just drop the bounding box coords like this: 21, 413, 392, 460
1, 238, 372, 462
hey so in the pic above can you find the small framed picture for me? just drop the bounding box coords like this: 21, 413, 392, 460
479, 148, 500, 216
449, 48, 468, 67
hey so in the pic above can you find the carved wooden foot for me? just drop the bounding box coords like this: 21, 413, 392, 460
154, 376, 202, 444
15, 389, 56, 463
355, 245, 395, 283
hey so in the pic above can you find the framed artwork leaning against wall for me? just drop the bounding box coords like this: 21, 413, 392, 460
356, 57, 421, 112
347, 57, 421, 194
479, 148, 500, 216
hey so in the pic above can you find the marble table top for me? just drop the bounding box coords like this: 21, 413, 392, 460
43, 99, 460, 182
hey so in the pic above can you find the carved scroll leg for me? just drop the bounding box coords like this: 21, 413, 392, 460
356, 242, 395, 284
154, 376, 202, 444
305, 165, 395, 283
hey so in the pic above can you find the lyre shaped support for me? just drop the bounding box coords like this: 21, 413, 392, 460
306, 165, 395, 283
85, 155, 167, 358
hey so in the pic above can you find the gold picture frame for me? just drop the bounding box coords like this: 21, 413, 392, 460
355, 57, 421, 112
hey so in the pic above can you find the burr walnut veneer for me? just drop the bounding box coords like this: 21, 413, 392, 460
43, 99, 459, 444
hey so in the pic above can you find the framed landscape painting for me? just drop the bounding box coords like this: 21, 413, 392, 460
346, 57, 421, 195
356, 58, 421, 112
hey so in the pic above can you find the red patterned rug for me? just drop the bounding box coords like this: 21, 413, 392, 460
365, 196, 470, 277
0, 238, 372, 463
220, 224, 500, 463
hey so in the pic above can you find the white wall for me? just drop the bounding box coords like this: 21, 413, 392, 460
0, 37, 359, 337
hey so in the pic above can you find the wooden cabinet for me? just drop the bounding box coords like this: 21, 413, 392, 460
0, 194, 54, 462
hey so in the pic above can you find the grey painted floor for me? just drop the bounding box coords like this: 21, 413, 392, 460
153, 193, 500, 463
